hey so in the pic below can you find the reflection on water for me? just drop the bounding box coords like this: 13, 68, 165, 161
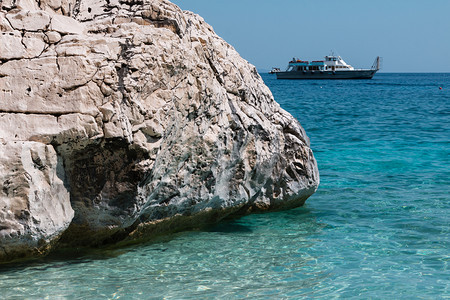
0, 207, 328, 299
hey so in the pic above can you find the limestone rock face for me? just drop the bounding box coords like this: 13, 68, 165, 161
0, 142, 73, 260
0, 0, 319, 262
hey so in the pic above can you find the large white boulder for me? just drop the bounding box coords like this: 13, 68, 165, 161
0, 0, 319, 263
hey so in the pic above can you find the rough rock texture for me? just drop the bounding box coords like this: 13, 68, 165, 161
0, 0, 319, 262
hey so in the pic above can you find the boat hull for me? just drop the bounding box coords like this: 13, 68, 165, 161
276, 69, 377, 80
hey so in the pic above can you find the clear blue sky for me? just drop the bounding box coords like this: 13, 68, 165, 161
171, 0, 450, 72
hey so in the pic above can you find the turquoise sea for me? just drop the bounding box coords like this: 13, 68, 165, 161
1, 73, 449, 299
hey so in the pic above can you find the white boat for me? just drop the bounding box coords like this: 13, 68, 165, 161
269, 67, 281, 74
276, 55, 380, 79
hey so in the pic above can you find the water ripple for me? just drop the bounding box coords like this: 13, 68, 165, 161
0, 73, 449, 299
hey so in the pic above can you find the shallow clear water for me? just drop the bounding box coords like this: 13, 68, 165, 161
1, 73, 449, 299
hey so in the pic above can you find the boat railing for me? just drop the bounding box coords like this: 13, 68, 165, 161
371, 56, 381, 70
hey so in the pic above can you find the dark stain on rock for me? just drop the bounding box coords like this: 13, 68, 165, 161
60, 138, 150, 229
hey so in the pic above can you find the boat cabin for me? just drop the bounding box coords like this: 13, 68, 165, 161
286, 55, 355, 72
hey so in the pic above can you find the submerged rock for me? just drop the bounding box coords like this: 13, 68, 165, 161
0, 0, 319, 263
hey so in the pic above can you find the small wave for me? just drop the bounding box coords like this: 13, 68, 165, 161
364, 82, 441, 87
